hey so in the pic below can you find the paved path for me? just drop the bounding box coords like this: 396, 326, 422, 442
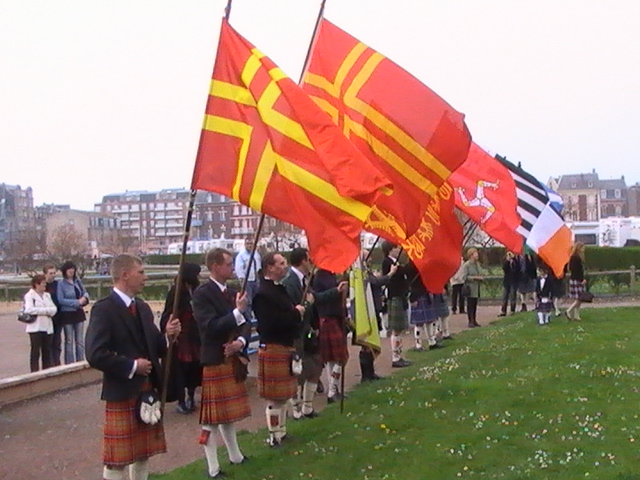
0, 298, 637, 480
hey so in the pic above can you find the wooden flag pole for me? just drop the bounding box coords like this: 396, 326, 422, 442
240, 213, 266, 294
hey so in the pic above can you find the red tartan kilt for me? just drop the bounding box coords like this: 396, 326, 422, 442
200, 362, 251, 425
319, 316, 348, 364
257, 344, 297, 401
103, 392, 166, 467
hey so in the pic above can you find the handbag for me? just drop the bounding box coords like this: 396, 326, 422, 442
578, 291, 594, 303
18, 311, 37, 324
136, 389, 162, 425
461, 284, 471, 297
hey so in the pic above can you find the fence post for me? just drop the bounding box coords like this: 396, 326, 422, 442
630, 265, 636, 291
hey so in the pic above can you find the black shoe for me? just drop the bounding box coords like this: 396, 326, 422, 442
460, 310, 466, 314
498, 312, 507, 317
208, 469, 226, 478
429, 343, 444, 350
468, 323, 475, 328
371, 373, 384, 380
316, 381, 324, 394
473, 322, 481, 328
303, 410, 319, 419
327, 395, 338, 404
231, 456, 250, 465
392, 359, 412, 368
176, 403, 189, 414
442, 335, 453, 340
451, 310, 457, 315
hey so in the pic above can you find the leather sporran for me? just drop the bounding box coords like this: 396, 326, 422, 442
231, 354, 249, 382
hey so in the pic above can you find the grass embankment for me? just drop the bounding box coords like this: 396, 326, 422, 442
156, 307, 640, 480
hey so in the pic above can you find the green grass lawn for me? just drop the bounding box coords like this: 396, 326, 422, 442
155, 307, 640, 480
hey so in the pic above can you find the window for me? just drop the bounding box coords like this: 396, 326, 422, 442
615, 189, 621, 199
600, 189, 607, 199
219, 208, 227, 221
588, 181, 593, 187
615, 205, 622, 216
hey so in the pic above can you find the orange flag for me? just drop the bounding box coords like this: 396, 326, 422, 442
400, 183, 462, 293
302, 19, 471, 240
450, 143, 524, 254
192, 20, 389, 273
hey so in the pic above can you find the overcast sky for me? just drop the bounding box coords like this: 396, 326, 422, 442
1, 0, 639, 210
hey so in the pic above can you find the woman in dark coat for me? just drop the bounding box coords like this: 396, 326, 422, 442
566, 242, 587, 321
161, 263, 202, 413
499, 252, 520, 316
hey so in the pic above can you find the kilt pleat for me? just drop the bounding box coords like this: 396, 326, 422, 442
569, 279, 586, 299
103, 395, 166, 467
318, 316, 349, 364
388, 297, 409, 331
434, 295, 450, 319
536, 298, 554, 313
200, 362, 250, 425
258, 344, 297, 401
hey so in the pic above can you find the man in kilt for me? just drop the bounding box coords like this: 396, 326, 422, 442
381, 241, 412, 367
253, 252, 306, 447
312, 267, 350, 403
282, 248, 322, 419
86, 254, 181, 480
407, 262, 444, 351
192, 248, 251, 478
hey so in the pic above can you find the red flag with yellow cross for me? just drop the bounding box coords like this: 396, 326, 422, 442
192, 20, 390, 273
301, 19, 471, 241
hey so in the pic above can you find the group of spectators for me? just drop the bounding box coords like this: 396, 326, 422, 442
21, 261, 88, 372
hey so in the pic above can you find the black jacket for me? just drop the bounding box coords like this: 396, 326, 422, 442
382, 256, 409, 300
192, 279, 251, 366
86, 291, 167, 402
569, 255, 585, 281
536, 276, 554, 299
311, 269, 344, 319
502, 258, 521, 287
254, 278, 302, 346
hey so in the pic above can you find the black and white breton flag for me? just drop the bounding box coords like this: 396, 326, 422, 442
494, 154, 549, 239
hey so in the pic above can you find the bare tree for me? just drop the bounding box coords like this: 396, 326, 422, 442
4, 228, 47, 274
100, 229, 138, 255
48, 225, 91, 275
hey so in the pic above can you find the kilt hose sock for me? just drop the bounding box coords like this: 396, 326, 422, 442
129, 459, 149, 480
266, 402, 287, 446
426, 323, 438, 346
201, 425, 221, 477
413, 325, 424, 349
302, 381, 317, 415
218, 423, 244, 464
326, 362, 342, 398
390, 333, 403, 362
291, 385, 303, 419
103, 466, 125, 480
439, 317, 451, 337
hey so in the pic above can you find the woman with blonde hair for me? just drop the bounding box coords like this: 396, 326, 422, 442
461, 247, 485, 328
566, 242, 587, 320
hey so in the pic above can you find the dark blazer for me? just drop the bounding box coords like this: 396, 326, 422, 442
86, 291, 167, 402
254, 278, 302, 346
382, 256, 409, 300
569, 254, 585, 281
192, 279, 251, 366
536, 276, 554, 299
502, 258, 521, 287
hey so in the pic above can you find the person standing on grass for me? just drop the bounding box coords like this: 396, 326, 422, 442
312, 268, 350, 402
85, 254, 181, 480
498, 252, 520, 317
253, 252, 305, 447
56, 260, 89, 363
566, 242, 587, 321
23, 274, 57, 372
192, 248, 251, 479
43, 263, 62, 366
449, 258, 466, 315
381, 241, 412, 368
535, 265, 554, 325
461, 247, 485, 328
282, 248, 322, 419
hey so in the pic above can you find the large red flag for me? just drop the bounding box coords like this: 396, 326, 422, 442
302, 19, 471, 240
450, 143, 524, 253
400, 183, 462, 293
192, 20, 389, 272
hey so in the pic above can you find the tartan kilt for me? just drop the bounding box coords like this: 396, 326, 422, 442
434, 294, 450, 319
569, 279, 586, 299
410, 296, 437, 325
200, 362, 251, 425
387, 297, 409, 332
258, 344, 297, 401
319, 316, 349, 364
535, 298, 554, 313
103, 390, 166, 467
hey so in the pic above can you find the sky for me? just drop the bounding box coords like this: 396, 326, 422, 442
1, 0, 639, 211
